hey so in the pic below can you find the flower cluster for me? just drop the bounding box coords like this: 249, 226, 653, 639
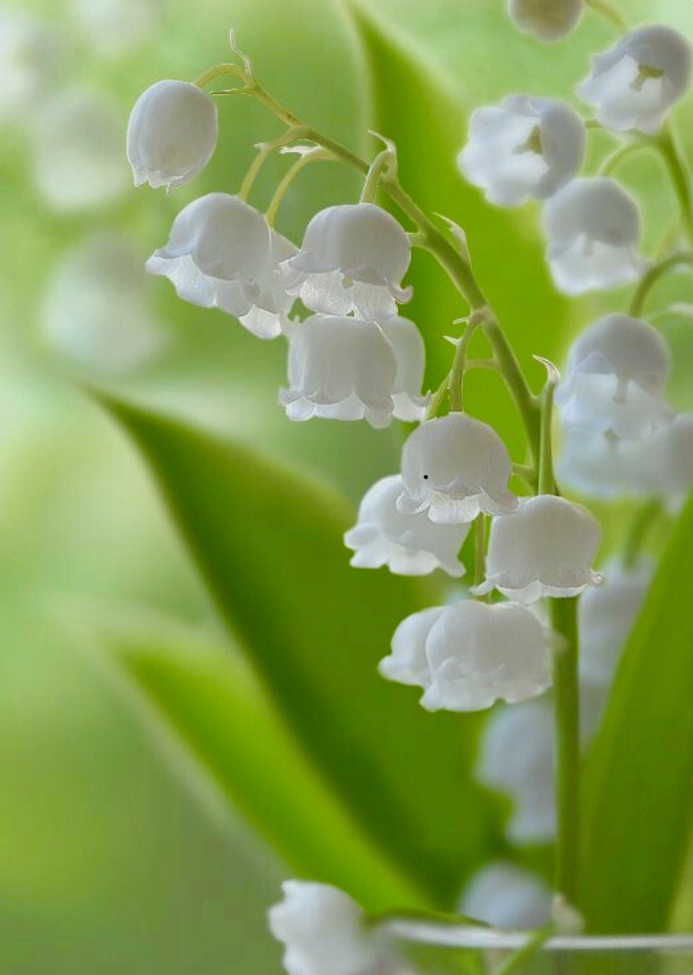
127, 5, 693, 963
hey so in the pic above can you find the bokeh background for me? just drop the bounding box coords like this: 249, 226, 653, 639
2, 0, 692, 971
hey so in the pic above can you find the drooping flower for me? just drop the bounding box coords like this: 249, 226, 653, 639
280, 315, 398, 428
146, 193, 298, 337
398, 414, 517, 525
475, 495, 601, 603
656, 413, 693, 512
41, 233, 165, 371
281, 203, 413, 321
379, 600, 551, 712
0, 13, 65, 122
579, 560, 653, 685
344, 475, 469, 577
555, 424, 659, 500
268, 881, 398, 975
542, 178, 647, 295
556, 315, 673, 439
507, 0, 583, 43
461, 862, 552, 929
31, 87, 127, 212
579, 26, 692, 135
127, 80, 218, 191
377, 317, 430, 421
459, 96, 585, 206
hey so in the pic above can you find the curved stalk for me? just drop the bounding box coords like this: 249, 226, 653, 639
629, 251, 693, 316
657, 124, 693, 245
584, 0, 628, 31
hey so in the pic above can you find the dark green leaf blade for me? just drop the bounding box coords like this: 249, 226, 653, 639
96, 393, 504, 909
582, 491, 693, 932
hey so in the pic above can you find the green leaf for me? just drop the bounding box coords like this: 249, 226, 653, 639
95, 393, 505, 910
102, 621, 424, 909
581, 490, 693, 932
346, 2, 574, 458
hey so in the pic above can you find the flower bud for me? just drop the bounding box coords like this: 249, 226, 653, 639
476, 495, 601, 603
281, 203, 412, 321
579, 26, 692, 135
462, 863, 551, 929
344, 475, 469, 577
127, 79, 218, 191
380, 600, 551, 712
556, 315, 672, 439
508, 0, 583, 43
398, 414, 517, 525
542, 178, 647, 295
268, 881, 398, 975
459, 96, 585, 206
280, 315, 398, 428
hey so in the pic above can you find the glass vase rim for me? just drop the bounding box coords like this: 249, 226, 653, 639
385, 919, 693, 953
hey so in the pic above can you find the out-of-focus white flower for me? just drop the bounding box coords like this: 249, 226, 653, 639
379, 600, 551, 712
31, 88, 127, 212
579, 560, 653, 685
0, 13, 66, 122
377, 317, 429, 421
461, 862, 552, 929
556, 424, 657, 499
542, 178, 647, 295
344, 475, 469, 577
508, 0, 583, 42
476, 495, 601, 603
478, 684, 609, 843
41, 233, 165, 371
658, 414, 693, 511
280, 315, 398, 428
459, 96, 585, 206
398, 414, 517, 525
556, 315, 672, 439
69, 0, 161, 56
268, 881, 397, 975
579, 26, 692, 135
281, 203, 413, 321
146, 193, 298, 338
127, 80, 218, 191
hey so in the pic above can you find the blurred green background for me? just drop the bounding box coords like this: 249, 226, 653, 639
2, 0, 693, 971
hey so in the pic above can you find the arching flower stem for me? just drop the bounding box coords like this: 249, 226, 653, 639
657, 123, 693, 244
448, 319, 479, 411
598, 138, 653, 178
629, 251, 693, 316
584, 0, 628, 33
360, 147, 397, 204
238, 127, 309, 202
265, 147, 333, 226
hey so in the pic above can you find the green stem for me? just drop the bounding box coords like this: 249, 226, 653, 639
493, 926, 555, 975
265, 149, 332, 225
628, 251, 693, 316
657, 124, 693, 245
237, 127, 309, 202
538, 379, 556, 495
194, 62, 246, 89
449, 321, 478, 411
550, 596, 581, 908
360, 148, 395, 204
485, 318, 542, 465
622, 497, 661, 568
584, 0, 628, 31
599, 139, 652, 177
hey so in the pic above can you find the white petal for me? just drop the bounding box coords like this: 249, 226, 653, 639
461, 863, 552, 929
379, 606, 446, 686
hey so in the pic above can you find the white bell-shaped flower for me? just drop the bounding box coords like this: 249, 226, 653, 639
146, 193, 297, 337
398, 414, 517, 525
41, 233, 165, 372
0, 13, 66, 122
477, 698, 556, 842
379, 600, 551, 712
269, 881, 398, 975
658, 413, 693, 512
377, 317, 429, 420
459, 96, 585, 206
476, 495, 601, 603
280, 315, 398, 428
281, 203, 413, 321
579, 560, 652, 685
579, 26, 692, 135
556, 315, 672, 439
461, 863, 551, 929
127, 80, 218, 191
556, 424, 660, 500
344, 475, 469, 577
508, 0, 583, 42
31, 88, 127, 212
542, 178, 647, 295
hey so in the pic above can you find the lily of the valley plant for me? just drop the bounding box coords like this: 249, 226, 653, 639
126, 0, 693, 969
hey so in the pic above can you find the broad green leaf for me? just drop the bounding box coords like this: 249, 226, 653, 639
102, 622, 424, 909
96, 393, 505, 910
347, 2, 575, 458
582, 490, 693, 933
